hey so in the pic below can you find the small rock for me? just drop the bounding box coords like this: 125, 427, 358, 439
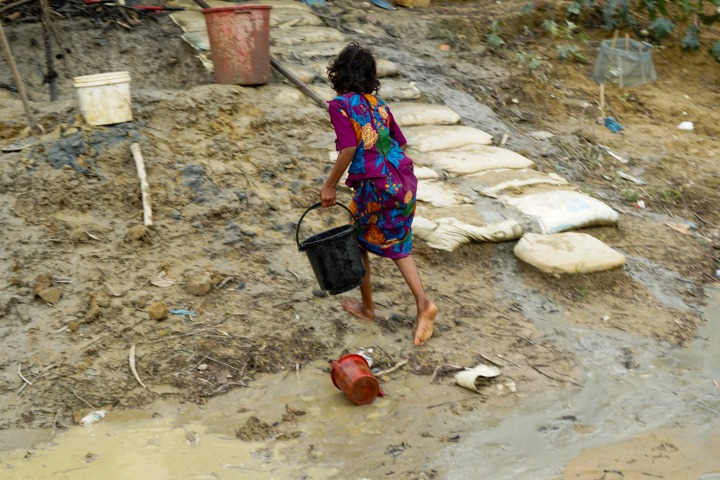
68, 321, 81, 332
312, 289, 328, 298
528, 130, 555, 141
63, 127, 79, 136
197, 364, 208, 371
125, 225, 148, 242
84, 304, 102, 323
91, 292, 111, 308
37, 287, 63, 305
184, 270, 213, 296
147, 301, 169, 321
185, 431, 199, 447
33, 273, 53, 295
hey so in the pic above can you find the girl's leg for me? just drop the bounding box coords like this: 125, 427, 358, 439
342, 250, 375, 321
392, 255, 437, 345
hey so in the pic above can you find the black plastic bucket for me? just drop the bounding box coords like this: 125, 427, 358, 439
296, 203, 366, 295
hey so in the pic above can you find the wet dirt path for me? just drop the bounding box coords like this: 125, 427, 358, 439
1, 283, 717, 479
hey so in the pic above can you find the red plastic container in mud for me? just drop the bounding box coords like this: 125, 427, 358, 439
202, 5, 272, 85
330, 354, 384, 405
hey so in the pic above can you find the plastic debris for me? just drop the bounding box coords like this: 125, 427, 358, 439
599, 145, 628, 164
677, 121, 694, 131
666, 223, 693, 235
169, 309, 198, 317
617, 170, 646, 185
604, 117, 625, 133
357, 348, 374, 367
80, 410, 107, 426
454, 364, 501, 393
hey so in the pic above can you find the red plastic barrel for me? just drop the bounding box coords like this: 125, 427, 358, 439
330, 354, 384, 405
202, 5, 272, 85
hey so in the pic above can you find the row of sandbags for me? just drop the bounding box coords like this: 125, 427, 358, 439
168, 0, 625, 275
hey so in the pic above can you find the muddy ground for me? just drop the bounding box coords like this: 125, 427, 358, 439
1, 0, 719, 478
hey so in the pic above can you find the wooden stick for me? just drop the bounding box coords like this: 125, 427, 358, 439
0, 21, 41, 133
129, 343, 148, 389
40, 0, 57, 101
130, 143, 153, 226
625, 33, 630, 51
531, 365, 584, 388
375, 358, 409, 377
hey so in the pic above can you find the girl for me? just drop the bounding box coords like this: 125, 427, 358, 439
320, 42, 437, 346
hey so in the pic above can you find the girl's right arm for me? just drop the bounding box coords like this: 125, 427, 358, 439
322, 99, 359, 208
321, 147, 357, 208
387, 106, 408, 150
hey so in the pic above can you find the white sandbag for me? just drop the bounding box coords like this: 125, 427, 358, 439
404, 126, 493, 153
275, 85, 312, 105
271, 26, 346, 46
416, 180, 465, 207
501, 190, 619, 234
379, 80, 422, 101
170, 11, 206, 34
514, 232, 626, 275
411, 147, 534, 175
312, 58, 398, 80
414, 216, 523, 252
282, 64, 317, 84
390, 103, 461, 127
464, 169, 568, 197
181, 31, 210, 52
326, 153, 439, 186
270, 8, 324, 27
414, 166, 440, 180
377, 59, 400, 77
277, 41, 348, 59
314, 86, 337, 102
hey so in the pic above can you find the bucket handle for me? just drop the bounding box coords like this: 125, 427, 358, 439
295, 202, 356, 251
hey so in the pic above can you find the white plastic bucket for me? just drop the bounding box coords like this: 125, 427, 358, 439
73, 71, 132, 126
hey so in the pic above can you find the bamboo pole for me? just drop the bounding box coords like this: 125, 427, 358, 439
130, 143, 153, 227
270, 57, 327, 109
0, 20, 41, 133
40, 0, 57, 101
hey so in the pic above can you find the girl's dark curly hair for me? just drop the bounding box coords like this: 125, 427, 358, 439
327, 42, 380, 95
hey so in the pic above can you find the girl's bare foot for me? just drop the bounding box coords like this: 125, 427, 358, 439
414, 301, 437, 346
342, 298, 375, 321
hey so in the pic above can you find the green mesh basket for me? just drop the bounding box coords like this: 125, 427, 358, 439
592, 38, 657, 88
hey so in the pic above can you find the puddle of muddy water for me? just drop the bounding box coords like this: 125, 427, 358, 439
2, 276, 718, 480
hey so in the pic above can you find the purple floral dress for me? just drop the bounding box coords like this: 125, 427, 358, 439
328, 93, 418, 259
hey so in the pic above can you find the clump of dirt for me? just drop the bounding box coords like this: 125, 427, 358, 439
235, 405, 304, 442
